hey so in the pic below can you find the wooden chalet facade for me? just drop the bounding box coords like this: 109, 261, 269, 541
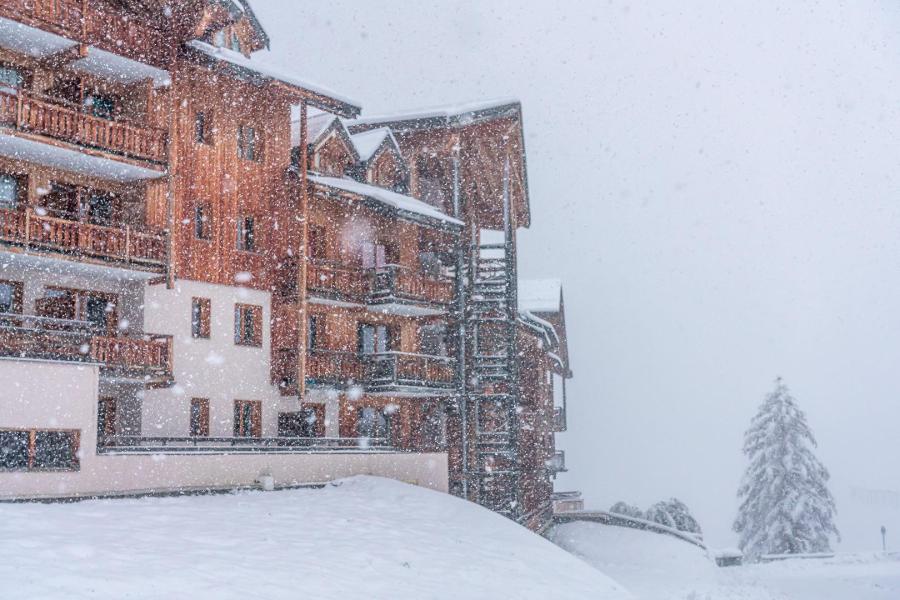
0, 0, 572, 531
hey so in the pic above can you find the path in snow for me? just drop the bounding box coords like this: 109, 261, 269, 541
0, 476, 628, 600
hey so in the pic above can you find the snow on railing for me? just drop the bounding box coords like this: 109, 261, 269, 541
99, 435, 394, 454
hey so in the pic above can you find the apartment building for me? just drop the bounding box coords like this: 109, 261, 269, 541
0, 0, 571, 531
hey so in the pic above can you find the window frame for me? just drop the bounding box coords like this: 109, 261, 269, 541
234, 303, 263, 347
190, 398, 210, 437
191, 297, 211, 339
236, 215, 257, 252
237, 124, 261, 162
194, 202, 212, 240
233, 400, 262, 437
0, 428, 80, 472
194, 110, 213, 145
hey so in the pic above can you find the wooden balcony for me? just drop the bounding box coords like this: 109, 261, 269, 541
306, 260, 368, 302
98, 435, 392, 453
304, 348, 457, 392
0, 207, 168, 273
0, 89, 168, 164
306, 260, 453, 312
368, 265, 455, 307
0, 0, 171, 67
0, 314, 173, 385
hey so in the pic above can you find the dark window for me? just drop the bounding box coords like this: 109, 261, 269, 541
85, 93, 115, 120
0, 429, 79, 471
356, 407, 392, 440
358, 323, 392, 355
307, 315, 320, 350
361, 242, 399, 270
0, 65, 23, 93
236, 216, 256, 252
194, 111, 212, 145
194, 203, 211, 239
419, 323, 449, 357
237, 125, 259, 161
0, 280, 23, 315
234, 304, 262, 346
233, 400, 261, 437
191, 297, 211, 339
98, 397, 117, 438
85, 192, 113, 225
278, 405, 324, 438
0, 173, 18, 209
190, 398, 210, 437
416, 155, 446, 208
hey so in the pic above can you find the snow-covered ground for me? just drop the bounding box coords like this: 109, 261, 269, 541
548, 521, 900, 600
0, 477, 627, 600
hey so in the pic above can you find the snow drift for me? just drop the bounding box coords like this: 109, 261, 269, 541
0, 476, 628, 600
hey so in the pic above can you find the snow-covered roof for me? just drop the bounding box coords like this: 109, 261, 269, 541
518, 279, 562, 313
350, 98, 521, 129
291, 112, 344, 148
309, 174, 462, 228
186, 41, 360, 117
350, 128, 399, 162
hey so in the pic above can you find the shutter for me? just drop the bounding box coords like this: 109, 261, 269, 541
251, 305, 262, 346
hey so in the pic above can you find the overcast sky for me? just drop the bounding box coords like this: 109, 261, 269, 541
250, 0, 900, 549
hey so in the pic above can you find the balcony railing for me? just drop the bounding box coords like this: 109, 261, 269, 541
547, 450, 567, 474
0, 207, 168, 272
98, 435, 392, 453
369, 265, 454, 305
0, 89, 169, 163
306, 260, 453, 308
305, 348, 457, 391
0, 0, 171, 67
364, 351, 457, 390
553, 407, 567, 431
306, 349, 363, 385
0, 314, 172, 383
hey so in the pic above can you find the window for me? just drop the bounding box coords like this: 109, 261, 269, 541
236, 215, 256, 252
416, 155, 446, 208
358, 323, 393, 355
85, 192, 113, 225
307, 314, 321, 350
230, 31, 242, 53
98, 397, 117, 438
421, 403, 448, 448
0, 280, 23, 315
194, 111, 212, 145
234, 304, 262, 346
361, 241, 399, 270
213, 29, 226, 47
420, 323, 449, 357
190, 398, 210, 437
278, 405, 324, 438
194, 203, 211, 239
0, 65, 23, 94
233, 400, 261, 437
0, 429, 80, 471
191, 297, 211, 339
237, 125, 259, 161
0, 173, 19, 209
84, 93, 115, 120
356, 407, 392, 440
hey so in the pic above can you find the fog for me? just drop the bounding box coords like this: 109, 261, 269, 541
250, 0, 900, 549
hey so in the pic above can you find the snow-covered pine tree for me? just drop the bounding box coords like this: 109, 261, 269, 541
645, 499, 703, 536
733, 377, 839, 560
609, 501, 644, 519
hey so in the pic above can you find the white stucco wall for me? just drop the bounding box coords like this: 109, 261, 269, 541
142, 279, 297, 437
0, 359, 449, 499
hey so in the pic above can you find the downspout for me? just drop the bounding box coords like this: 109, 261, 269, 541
451, 143, 468, 500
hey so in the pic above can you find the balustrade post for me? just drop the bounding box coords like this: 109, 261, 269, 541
24, 208, 30, 247
125, 225, 131, 263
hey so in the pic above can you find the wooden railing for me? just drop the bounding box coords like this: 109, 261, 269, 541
90, 334, 172, 378
369, 265, 454, 305
0, 89, 168, 163
1, 0, 84, 34
306, 260, 454, 307
0, 314, 173, 381
306, 260, 368, 300
306, 349, 363, 384
364, 351, 457, 389
0, 0, 171, 67
0, 207, 167, 272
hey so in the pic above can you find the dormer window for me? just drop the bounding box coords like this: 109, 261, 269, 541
230, 31, 242, 53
